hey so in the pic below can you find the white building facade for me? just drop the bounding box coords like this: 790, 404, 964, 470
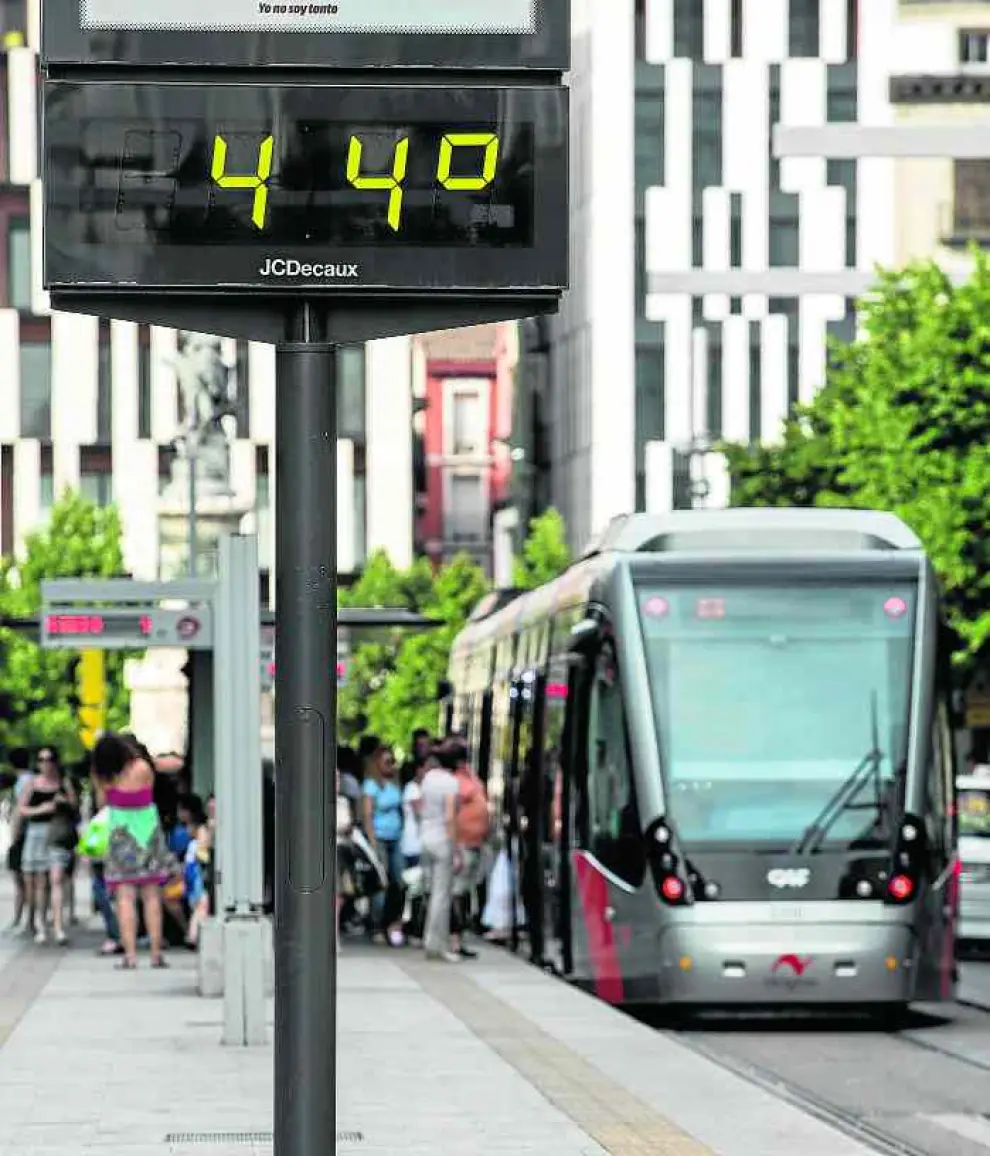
0, 9, 414, 592
528, 0, 907, 552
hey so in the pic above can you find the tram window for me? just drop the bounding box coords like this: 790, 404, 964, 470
541, 664, 569, 841
586, 644, 644, 887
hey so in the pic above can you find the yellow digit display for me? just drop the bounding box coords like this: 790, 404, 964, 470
210, 133, 274, 230
345, 135, 410, 232
436, 132, 500, 191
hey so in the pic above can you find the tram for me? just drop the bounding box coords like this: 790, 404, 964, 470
447, 509, 960, 1011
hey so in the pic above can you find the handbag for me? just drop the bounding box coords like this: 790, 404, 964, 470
77, 807, 111, 859
47, 808, 77, 852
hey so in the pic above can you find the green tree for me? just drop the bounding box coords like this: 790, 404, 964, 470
721, 255, 990, 666
512, 507, 573, 590
365, 553, 489, 752
336, 548, 435, 743
0, 490, 131, 760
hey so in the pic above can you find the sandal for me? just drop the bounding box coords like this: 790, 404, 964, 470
115, 957, 137, 970
150, 956, 169, 969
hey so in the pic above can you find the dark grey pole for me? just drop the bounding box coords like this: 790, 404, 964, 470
187, 426, 198, 577
274, 302, 336, 1156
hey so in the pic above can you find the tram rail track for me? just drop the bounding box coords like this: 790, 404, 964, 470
655, 999, 990, 1156
668, 1031, 940, 1156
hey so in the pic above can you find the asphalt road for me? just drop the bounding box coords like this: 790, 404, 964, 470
654, 961, 990, 1156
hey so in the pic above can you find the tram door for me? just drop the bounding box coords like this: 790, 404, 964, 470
540, 656, 572, 974
505, 675, 527, 954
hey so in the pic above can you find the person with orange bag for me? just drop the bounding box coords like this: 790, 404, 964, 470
449, 737, 489, 960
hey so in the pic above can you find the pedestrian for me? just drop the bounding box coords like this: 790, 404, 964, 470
5, 748, 33, 933
176, 793, 211, 950
361, 743, 405, 947
450, 738, 488, 959
419, 745, 461, 963
18, 747, 76, 945
91, 732, 177, 970
335, 769, 355, 946
401, 749, 433, 942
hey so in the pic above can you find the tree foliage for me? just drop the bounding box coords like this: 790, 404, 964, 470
512, 507, 573, 591
335, 549, 435, 745
721, 255, 990, 667
0, 490, 131, 760
364, 554, 489, 751
338, 550, 489, 755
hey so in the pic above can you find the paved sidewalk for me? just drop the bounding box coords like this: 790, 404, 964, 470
0, 853, 977, 1156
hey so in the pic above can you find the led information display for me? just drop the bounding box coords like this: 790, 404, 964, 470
44, 82, 568, 292
80, 0, 535, 33
41, 607, 214, 649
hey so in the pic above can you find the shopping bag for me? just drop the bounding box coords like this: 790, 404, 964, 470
76, 806, 111, 860
481, 847, 524, 932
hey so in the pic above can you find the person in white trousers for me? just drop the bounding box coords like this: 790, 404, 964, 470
419, 749, 461, 963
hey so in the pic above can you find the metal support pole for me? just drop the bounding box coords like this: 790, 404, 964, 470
188, 428, 199, 578
274, 304, 336, 1155
215, 533, 266, 1045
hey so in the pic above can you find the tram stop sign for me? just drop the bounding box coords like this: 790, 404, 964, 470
40, 0, 570, 341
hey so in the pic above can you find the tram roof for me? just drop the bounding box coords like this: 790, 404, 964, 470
452, 507, 924, 656
580, 508, 922, 557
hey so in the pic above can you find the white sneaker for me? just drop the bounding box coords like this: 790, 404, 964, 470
425, 949, 460, 964
34, 930, 46, 945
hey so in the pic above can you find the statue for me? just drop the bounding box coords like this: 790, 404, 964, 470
164, 332, 236, 500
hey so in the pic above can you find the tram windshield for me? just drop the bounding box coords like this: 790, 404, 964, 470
637, 581, 916, 848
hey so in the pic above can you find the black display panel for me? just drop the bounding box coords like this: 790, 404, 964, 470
42, 0, 568, 70
44, 83, 568, 292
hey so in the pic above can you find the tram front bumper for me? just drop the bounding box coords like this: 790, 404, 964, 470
655, 918, 919, 1005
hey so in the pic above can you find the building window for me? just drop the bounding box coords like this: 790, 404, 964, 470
255, 467, 271, 571
954, 160, 990, 239
97, 318, 112, 442
730, 0, 743, 57
446, 472, 486, 544
693, 74, 722, 194
960, 30, 990, 65
673, 0, 703, 59
7, 216, 30, 311
337, 344, 365, 441
137, 331, 152, 439
80, 470, 112, 506
634, 79, 664, 204
789, 0, 820, 58
450, 387, 485, 456
20, 339, 51, 440
352, 471, 367, 566
729, 193, 742, 268
39, 466, 54, 526
826, 68, 857, 123
769, 199, 800, 267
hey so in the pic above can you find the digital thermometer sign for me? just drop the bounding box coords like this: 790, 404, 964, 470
41, 607, 213, 649
43, 82, 567, 292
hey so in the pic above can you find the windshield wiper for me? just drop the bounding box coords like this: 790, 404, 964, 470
791, 693, 885, 857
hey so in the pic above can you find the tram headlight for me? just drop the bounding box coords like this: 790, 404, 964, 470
902, 823, 918, 842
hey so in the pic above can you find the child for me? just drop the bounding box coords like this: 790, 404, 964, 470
176, 793, 212, 950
